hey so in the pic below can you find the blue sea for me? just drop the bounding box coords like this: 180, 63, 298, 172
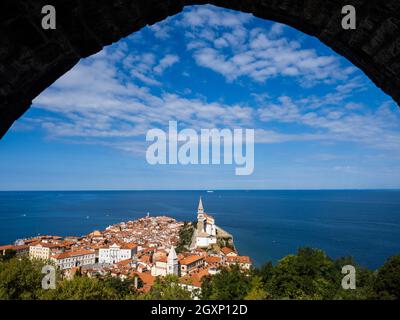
0, 190, 399, 269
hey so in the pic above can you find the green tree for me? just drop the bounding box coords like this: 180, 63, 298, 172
252, 261, 274, 286
47, 276, 117, 300
201, 265, 252, 300
176, 222, 195, 253
269, 248, 337, 299
103, 275, 138, 299
141, 275, 192, 300
373, 255, 400, 300
0, 256, 46, 299
332, 256, 375, 300
244, 276, 270, 300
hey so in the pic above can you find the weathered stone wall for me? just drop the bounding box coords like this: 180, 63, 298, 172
1, 0, 400, 138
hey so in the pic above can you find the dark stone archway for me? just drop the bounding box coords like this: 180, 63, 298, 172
1, 0, 400, 138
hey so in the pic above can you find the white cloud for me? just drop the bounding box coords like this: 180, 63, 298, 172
181, 6, 251, 29
154, 54, 180, 74
121, 50, 179, 85
27, 5, 400, 158
32, 47, 253, 149
150, 22, 172, 40
257, 89, 400, 149
269, 23, 285, 37
33, 43, 400, 154
181, 6, 355, 86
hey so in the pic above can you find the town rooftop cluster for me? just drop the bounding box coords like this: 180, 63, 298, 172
0, 198, 252, 296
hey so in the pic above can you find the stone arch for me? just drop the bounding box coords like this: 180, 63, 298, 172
1, 0, 400, 138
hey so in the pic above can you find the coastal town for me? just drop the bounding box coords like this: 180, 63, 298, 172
0, 198, 252, 297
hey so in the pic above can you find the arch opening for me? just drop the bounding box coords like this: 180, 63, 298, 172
3, 4, 400, 190
0, 4, 400, 279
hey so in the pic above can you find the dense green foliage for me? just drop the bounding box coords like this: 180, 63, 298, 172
103, 275, 141, 299
0, 256, 46, 299
0, 257, 139, 300
139, 275, 193, 300
201, 265, 252, 299
202, 248, 398, 300
0, 248, 399, 300
217, 237, 234, 250
373, 255, 400, 300
42, 275, 118, 300
176, 222, 195, 253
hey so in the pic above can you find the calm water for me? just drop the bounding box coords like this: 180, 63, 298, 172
0, 190, 399, 269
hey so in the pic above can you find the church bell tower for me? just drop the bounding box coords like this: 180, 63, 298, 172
167, 246, 179, 276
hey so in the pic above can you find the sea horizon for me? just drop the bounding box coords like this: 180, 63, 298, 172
1, 188, 400, 192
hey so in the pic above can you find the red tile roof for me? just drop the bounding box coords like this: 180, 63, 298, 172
180, 255, 204, 266
120, 243, 138, 250
205, 256, 221, 264
0, 245, 14, 251
226, 256, 251, 264
53, 249, 95, 260
221, 247, 235, 255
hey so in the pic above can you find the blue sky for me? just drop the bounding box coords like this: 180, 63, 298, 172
1, 5, 400, 190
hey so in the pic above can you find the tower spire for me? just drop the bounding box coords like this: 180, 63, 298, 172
167, 246, 179, 275
168, 246, 177, 261
198, 196, 204, 214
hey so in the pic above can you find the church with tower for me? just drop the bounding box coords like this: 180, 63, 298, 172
196, 197, 217, 248
150, 197, 238, 279
151, 245, 179, 277
166, 245, 179, 275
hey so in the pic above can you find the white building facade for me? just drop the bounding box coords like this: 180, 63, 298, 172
29, 244, 51, 260
52, 250, 96, 270
98, 243, 137, 264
